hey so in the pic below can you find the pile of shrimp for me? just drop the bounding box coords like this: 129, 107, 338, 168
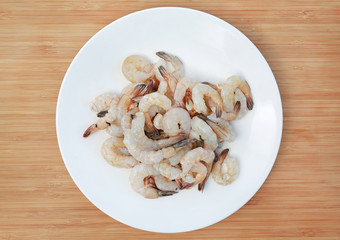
83, 52, 253, 199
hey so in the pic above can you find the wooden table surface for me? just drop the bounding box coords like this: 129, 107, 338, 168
1, 0, 339, 239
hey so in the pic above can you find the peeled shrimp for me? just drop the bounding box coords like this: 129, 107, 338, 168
83, 104, 119, 137
162, 108, 191, 136
192, 83, 223, 118
139, 92, 172, 135
220, 75, 254, 113
101, 137, 138, 168
129, 164, 177, 199
212, 149, 239, 185
122, 55, 153, 83
90, 93, 119, 112
190, 116, 218, 151
123, 112, 186, 163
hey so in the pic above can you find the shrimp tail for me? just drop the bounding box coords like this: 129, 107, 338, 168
176, 179, 193, 190
219, 148, 229, 161
234, 101, 241, 114
83, 124, 98, 138
157, 190, 178, 197
216, 104, 222, 118
144, 113, 160, 137
246, 95, 254, 110
97, 110, 108, 118
156, 51, 171, 61
172, 138, 190, 148
130, 83, 146, 98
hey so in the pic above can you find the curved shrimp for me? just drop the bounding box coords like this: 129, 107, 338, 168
101, 137, 138, 168
90, 93, 119, 112
192, 83, 223, 118
179, 147, 214, 188
162, 108, 191, 137
129, 164, 177, 199
190, 116, 218, 151
173, 77, 197, 107
220, 75, 254, 112
211, 149, 239, 185
123, 112, 187, 164
139, 92, 172, 136
83, 104, 119, 137
122, 55, 153, 83
220, 101, 241, 121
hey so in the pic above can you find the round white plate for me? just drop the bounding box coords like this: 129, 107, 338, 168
56, 7, 282, 233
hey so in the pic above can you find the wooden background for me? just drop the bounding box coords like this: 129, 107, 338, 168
1, 0, 339, 239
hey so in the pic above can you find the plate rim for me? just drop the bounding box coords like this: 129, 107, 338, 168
56, 6, 283, 233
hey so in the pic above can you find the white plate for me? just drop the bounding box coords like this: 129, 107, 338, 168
56, 7, 282, 233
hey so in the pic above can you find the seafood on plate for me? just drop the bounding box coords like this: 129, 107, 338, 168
83, 52, 254, 198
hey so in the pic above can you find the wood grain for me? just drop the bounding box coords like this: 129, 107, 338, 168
0, 0, 339, 239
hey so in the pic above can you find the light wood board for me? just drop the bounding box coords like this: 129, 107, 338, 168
0, 0, 339, 239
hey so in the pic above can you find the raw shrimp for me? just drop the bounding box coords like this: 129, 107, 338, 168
156, 51, 184, 80
101, 137, 138, 168
123, 112, 187, 163
174, 77, 197, 107
180, 147, 215, 175
154, 162, 181, 180
190, 116, 218, 151
83, 104, 119, 138
212, 149, 239, 185
122, 55, 153, 83
139, 92, 172, 135
129, 164, 177, 199
220, 75, 254, 112
162, 108, 191, 136
181, 162, 207, 187
192, 83, 223, 118
90, 93, 119, 112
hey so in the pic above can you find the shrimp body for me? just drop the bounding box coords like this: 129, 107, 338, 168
212, 149, 239, 185
220, 75, 253, 112
101, 137, 138, 168
90, 93, 119, 112
190, 116, 218, 151
192, 83, 223, 117
83, 104, 119, 137
122, 55, 153, 83
153, 113, 163, 130
162, 108, 191, 136
129, 164, 177, 199
123, 112, 186, 163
